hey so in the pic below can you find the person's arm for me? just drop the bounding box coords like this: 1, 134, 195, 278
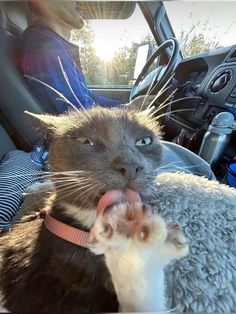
89, 90, 121, 107
23, 40, 120, 112
42, 42, 122, 108
38, 43, 95, 112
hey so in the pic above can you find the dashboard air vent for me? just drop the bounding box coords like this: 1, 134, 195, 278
209, 70, 232, 93
226, 47, 236, 62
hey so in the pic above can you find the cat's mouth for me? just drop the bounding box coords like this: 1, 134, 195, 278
97, 189, 141, 214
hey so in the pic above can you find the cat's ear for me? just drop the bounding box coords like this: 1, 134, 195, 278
24, 111, 66, 131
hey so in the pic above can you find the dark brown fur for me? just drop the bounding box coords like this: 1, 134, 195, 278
0, 106, 163, 312
0, 219, 117, 312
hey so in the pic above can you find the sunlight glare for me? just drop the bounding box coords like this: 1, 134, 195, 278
94, 39, 117, 62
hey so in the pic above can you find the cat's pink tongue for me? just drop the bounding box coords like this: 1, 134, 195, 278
97, 189, 141, 214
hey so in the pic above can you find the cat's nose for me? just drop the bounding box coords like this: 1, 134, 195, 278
112, 161, 143, 180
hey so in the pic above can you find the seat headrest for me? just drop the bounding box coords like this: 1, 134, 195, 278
0, 1, 29, 35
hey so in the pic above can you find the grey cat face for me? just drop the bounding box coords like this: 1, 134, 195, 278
29, 106, 163, 208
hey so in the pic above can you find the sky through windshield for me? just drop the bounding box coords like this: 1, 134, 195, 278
164, 2, 236, 49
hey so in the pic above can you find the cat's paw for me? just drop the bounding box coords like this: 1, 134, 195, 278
88, 202, 168, 255
160, 223, 189, 260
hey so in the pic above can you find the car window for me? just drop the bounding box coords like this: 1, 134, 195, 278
164, 1, 236, 57
70, 4, 155, 88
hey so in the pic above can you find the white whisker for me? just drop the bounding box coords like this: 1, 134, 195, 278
151, 96, 201, 117
147, 87, 177, 114
79, 182, 103, 208
55, 182, 95, 203
145, 72, 177, 111
24, 75, 79, 112
156, 88, 178, 110
139, 68, 160, 112
156, 72, 176, 98
22, 180, 85, 196
71, 182, 99, 207
57, 56, 92, 123
155, 109, 194, 120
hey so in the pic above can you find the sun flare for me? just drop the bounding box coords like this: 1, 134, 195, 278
94, 40, 117, 62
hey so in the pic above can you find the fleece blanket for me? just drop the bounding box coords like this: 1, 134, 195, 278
143, 172, 236, 312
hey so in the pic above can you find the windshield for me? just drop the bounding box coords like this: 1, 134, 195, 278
164, 1, 236, 57
71, 4, 155, 87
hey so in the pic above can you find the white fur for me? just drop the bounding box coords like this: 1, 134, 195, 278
105, 244, 166, 312
61, 202, 96, 228
89, 204, 188, 312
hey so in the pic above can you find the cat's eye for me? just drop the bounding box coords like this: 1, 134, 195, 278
83, 139, 94, 146
135, 136, 152, 147
77, 138, 94, 146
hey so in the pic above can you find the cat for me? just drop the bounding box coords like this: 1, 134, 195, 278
0, 105, 168, 313
88, 201, 189, 312
1, 103, 236, 312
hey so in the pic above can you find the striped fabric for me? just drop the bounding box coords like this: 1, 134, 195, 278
0, 150, 43, 232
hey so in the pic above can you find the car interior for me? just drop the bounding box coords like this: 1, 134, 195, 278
164, 44, 236, 166
0, 1, 236, 180
0, 1, 48, 157
0, 2, 236, 311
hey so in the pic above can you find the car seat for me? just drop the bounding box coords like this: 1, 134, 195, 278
0, 1, 56, 148
0, 124, 16, 160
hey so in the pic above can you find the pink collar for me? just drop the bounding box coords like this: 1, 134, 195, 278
40, 191, 110, 247
43, 214, 90, 248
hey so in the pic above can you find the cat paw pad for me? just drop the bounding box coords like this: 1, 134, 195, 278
88, 202, 167, 253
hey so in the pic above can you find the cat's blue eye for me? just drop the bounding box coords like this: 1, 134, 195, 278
83, 139, 94, 146
135, 136, 152, 147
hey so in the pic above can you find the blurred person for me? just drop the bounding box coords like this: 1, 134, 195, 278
22, 1, 121, 113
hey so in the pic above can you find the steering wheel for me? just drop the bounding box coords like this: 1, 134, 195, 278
130, 38, 180, 101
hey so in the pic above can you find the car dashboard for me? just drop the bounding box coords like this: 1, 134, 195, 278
163, 44, 236, 173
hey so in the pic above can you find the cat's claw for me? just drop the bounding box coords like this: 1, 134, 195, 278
163, 223, 189, 259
